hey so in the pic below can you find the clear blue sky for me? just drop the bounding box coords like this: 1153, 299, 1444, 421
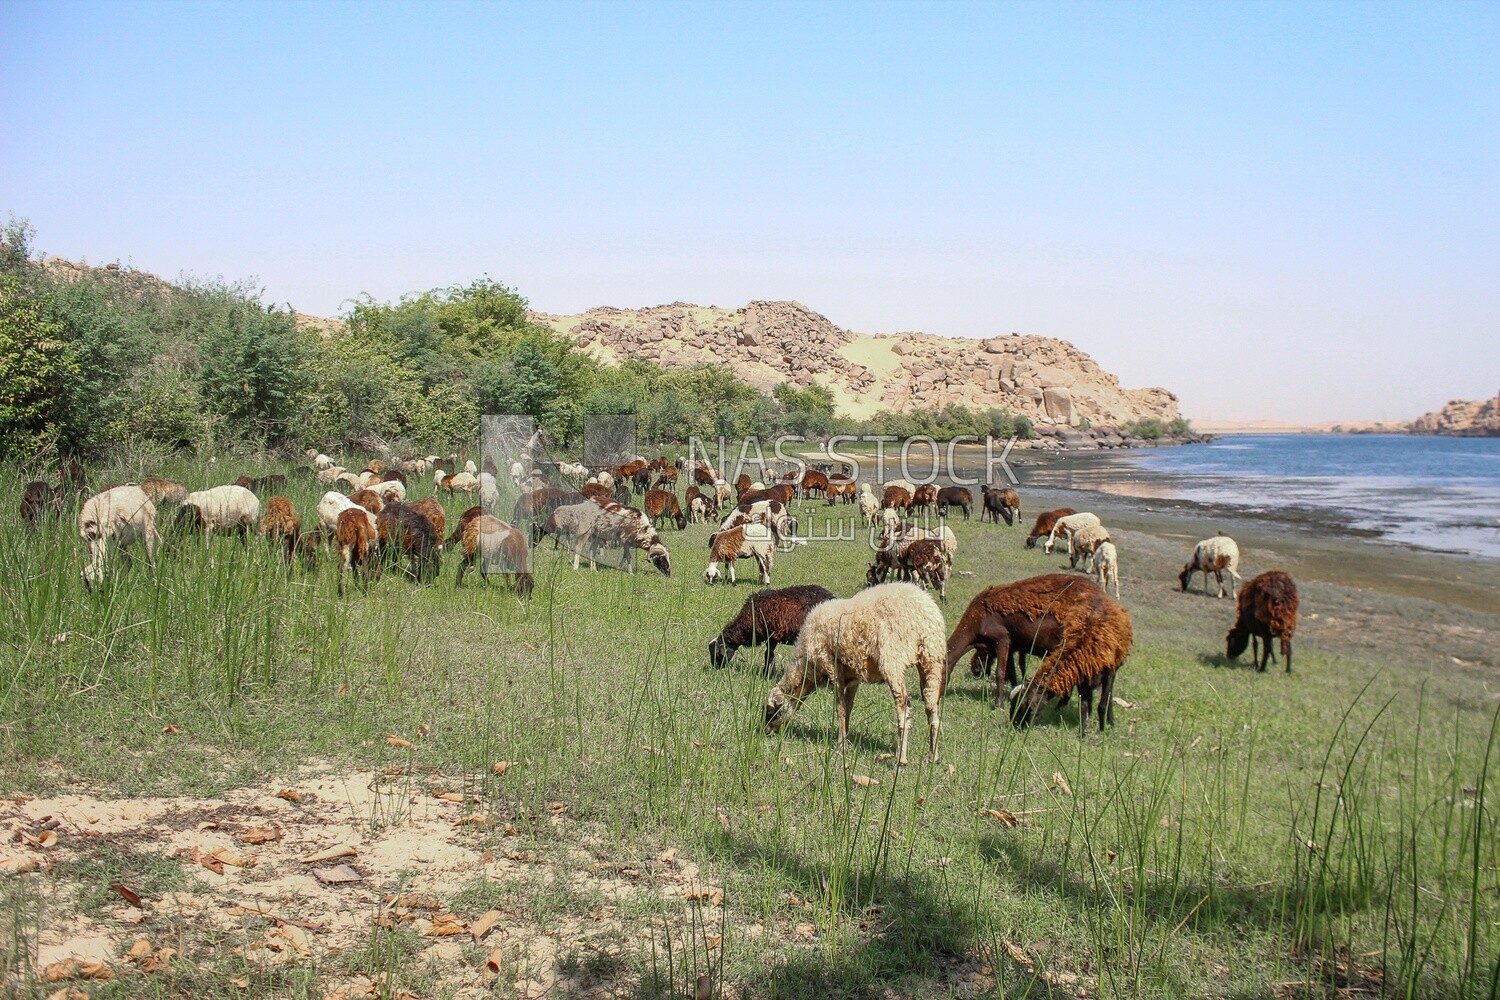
4, 1, 1495, 423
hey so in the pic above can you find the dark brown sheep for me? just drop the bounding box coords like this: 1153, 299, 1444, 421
1010, 585, 1132, 733
404, 497, 447, 544
936, 486, 972, 520
20, 481, 61, 528
898, 538, 949, 600
799, 468, 829, 499
514, 487, 568, 527
981, 486, 1021, 526
377, 503, 440, 583
234, 474, 288, 494
258, 496, 301, 563
945, 574, 1084, 708
445, 505, 485, 548
336, 508, 378, 595
709, 584, 836, 671
738, 484, 794, 508
882, 485, 913, 510
381, 469, 409, 486
644, 488, 687, 530
734, 473, 753, 496
1226, 571, 1299, 672
1025, 507, 1076, 549
455, 514, 533, 596
824, 477, 857, 504
348, 489, 384, 515
910, 484, 938, 512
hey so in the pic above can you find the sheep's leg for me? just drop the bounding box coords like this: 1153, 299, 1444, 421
762, 640, 776, 674
1102, 670, 1117, 727
835, 684, 857, 751
728, 560, 736, 585
886, 681, 912, 766
1078, 684, 1094, 737
1283, 637, 1292, 673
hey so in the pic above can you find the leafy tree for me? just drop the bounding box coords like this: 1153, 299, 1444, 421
0, 270, 76, 458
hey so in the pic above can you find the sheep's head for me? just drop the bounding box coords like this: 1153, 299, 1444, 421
1178, 565, 1194, 591
969, 649, 991, 679
81, 563, 104, 589
703, 563, 720, 585
708, 637, 732, 669
1025, 533, 1039, 550
1009, 681, 1049, 728
1225, 625, 1249, 660
647, 543, 671, 577
764, 686, 795, 731
864, 562, 882, 587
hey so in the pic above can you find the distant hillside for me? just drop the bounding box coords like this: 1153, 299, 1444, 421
1407, 396, 1500, 437
535, 300, 1181, 430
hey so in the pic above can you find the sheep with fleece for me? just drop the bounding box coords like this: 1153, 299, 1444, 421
1066, 523, 1111, 570
542, 500, 672, 575
1226, 571, 1299, 672
140, 476, 188, 506
178, 485, 260, 542
1043, 511, 1102, 555
704, 523, 775, 585
259, 496, 302, 563
1025, 508, 1076, 549
945, 574, 1083, 708
79, 485, 161, 587
764, 582, 948, 767
335, 507, 379, 595
709, 584, 836, 672
317, 490, 377, 536
315, 465, 347, 486
369, 478, 407, 504
1010, 587, 1133, 734
980, 485, 1021, 526
1179, 534, 1242, 598
858, 488, 879, 526
1090, 541, 1120, 597
455, 514, 534, 595
478, 472, 500, 514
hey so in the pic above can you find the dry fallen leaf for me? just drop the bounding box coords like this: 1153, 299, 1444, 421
546, 801, 567, 814
696, 972, 712, 999
1107, 849, 1118, 862
1112, 697, 1134, 709
470, 910, 503, 941
239, 825, 282, 845
492, 761, 516, 775
431, 791, 464, 803
983, 808, 1019, 827
386, 735, 415, 749
485, 946, 503, 974
705, 934, 722, 950
162, 724, 181, 734
43, 988, 87, 1000
126, 937, 152, 961
685, 886, 724, 906
42, 960, 79, 982
852, 774, 879, 787
21, 830, 58, 849
212, 846, 256, 868
192, 848, 225, 875
417, 723, 431, 737
1052, 772, 1074, 797
455, 815, 489, 827
300, 844, 357, 864
502, 822, 518, 836
275, 789, 302, 803
141, 946, 175, 973
110, 882, 144, 908
946, 763, 957, 776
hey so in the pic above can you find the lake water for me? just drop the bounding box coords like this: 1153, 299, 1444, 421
1025, 434, 1500, 559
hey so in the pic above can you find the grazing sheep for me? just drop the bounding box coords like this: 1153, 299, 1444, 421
477, 472, 500, 514
580, 482, 612, 504
377, 503, 441, 582
542, 500, 671, 575
881, 485, 913, 511
512, 487, 567, 532
688, 494, 712, 523
335, 472, 365, 492
404, 498, 447, 542
140, 476, 188, 506
455, 514, 533, 596
596, 470, 614, 491
1226, 571, 1299, 672
369, 478, 407, 504
799, 468, 830, 499
644, 488, 687, 530
715, 481, 733, 509
881, 521, 958, 561
79, 485, 161, 587
764, 583, 948, 766
936, 486, 972, 520
312, 452, 334, 471
1180, 535, 1242, 598
1043, 512, 1101, 555
1025, 508, 1076, 549
825, 478, 858, 504
710, 584, 837, 671
178, 485, 260, 542
898, 538, 950, 600
704, 524, 775, 585
738, 484, 793, 509
336, 508, 379, 595
464, 459, 478, 475
381, 469, 409, 486
1010, 586, 1133, 734
315, 465, 347, 486
1091, 541, 1120, 598
20, 481, 62, 528
259, 496, 301, 563
366, 459, 387, 475
317, 490, 377, 536
685, 485, 718, 520
734, 473, 752, 495
234, 474, 288, 494
945, 575, 1081, 708
910, 484, 938, 513
1067, 523, 1112, 570
441, 471, 480, 496
444, 505, 484, 548
981, 486, 1021, 526
721, 499, 796, 544
857, 489, 879, 526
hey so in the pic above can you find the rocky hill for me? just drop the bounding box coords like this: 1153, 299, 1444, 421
536, 300, 1180, 430
1408, 396, 1500, 437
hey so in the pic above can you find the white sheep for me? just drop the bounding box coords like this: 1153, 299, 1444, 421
765, 582, 948, 766
1067, 523, 1111, 570
479, 472, 501, 513
180, 485, 260, 542
1043, 512, 1102, 554
1091, 540, 1120, 597
315, 465, 347, 485
317, 490, 377, 536
368, 478, 407, 504
1179, 534, 1241, 598
312, 452, 334, 471
543, 500, 671, 575
597, 471, 614, 490
79, 485, 161, 587
858, 490, 879, 526
704, 523, 775, 585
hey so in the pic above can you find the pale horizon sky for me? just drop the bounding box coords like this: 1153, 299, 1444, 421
4, 1, 1496, 424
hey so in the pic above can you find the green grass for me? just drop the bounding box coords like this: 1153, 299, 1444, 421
1, 454, 1497, 998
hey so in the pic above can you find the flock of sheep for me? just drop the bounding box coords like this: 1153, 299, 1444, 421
22, 447, 1301, 760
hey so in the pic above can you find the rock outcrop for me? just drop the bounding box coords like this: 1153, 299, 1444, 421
1407, 397, 1500, 437
536, 301, 1181, 430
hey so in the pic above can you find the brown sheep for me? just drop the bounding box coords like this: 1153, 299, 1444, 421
981, 486, 1021, 526
936, 486, 972, 519
139, 476, 188, 506
704, 524, 774, 585
799, 468, 830, 499
881, 485, 913, 511
365, 459, 387, 475
709, 584, 837, 672
734, 473, 753, 496
348, 489, 384, 515
381, 469, 409, 486
455, 514, 534, 596
1226, 571, 1299, 672
654, 466, 679, 489
898, 538, 950, 600
644, 488, 687, 530
1025, 508, 1076, 549
685, 485, 718, 520
580, 482, 611, 504
258, 496, 301, 562
513, 487, 567, 529
20, 481, 62, 528
739, 484, 794, 508
1010, 585, 1132, 733
945, 574, 1085, 708
234, 474, 288, 494
404, 497, 447, 543
336, 507, 379, 595
376, 503, 441, 582
910, 484, 938, 513
825, 478, 857, 505
444, 505, 485, 548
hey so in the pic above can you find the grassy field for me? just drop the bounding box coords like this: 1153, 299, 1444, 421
1, 454, 1497, 999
